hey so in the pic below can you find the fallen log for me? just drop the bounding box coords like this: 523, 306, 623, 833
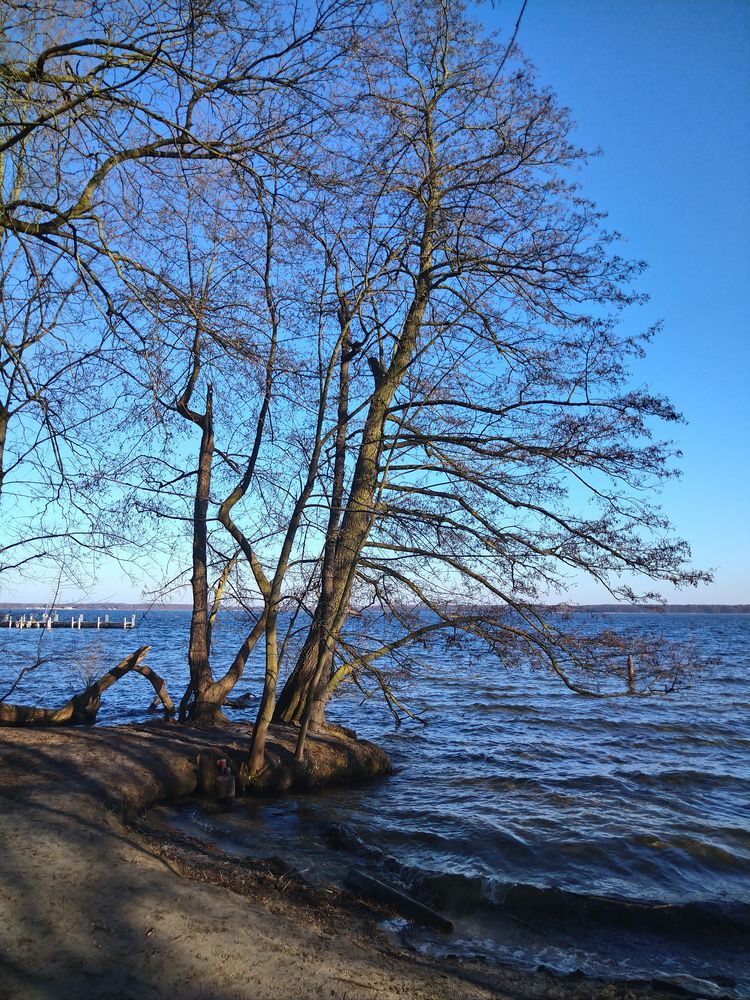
344, 869, 453, 933
0, 646, 174, 726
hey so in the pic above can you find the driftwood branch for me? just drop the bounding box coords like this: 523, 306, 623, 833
0, 646, 174, 726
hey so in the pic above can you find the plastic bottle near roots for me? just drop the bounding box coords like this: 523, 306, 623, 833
215, 758, 236, 799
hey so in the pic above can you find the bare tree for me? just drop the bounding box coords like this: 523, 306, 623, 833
270, 0, 709, 752
0, 0, 709, 751
0, 0, 368, 709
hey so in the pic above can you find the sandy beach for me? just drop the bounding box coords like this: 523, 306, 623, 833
0, 722, 694, 1000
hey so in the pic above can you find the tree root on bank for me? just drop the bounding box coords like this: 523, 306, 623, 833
0, 646, 174, 726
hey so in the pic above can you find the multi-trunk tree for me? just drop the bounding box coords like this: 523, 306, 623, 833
0, 0, 369, 725
268, 2, 708, 742
1, 0, 709, 756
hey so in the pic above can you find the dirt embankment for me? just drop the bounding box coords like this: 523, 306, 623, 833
0, 718, 392, 816
0, 721, 690, 1000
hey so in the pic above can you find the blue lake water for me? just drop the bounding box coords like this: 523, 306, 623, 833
1, 609, 748, 994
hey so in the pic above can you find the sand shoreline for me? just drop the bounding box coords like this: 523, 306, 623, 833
0, 722, 698, 999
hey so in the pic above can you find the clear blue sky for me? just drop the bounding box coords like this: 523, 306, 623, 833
483, 0, 749, 603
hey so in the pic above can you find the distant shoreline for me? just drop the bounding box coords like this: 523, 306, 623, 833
2, 602, 748, 614
561, 604, 750, 614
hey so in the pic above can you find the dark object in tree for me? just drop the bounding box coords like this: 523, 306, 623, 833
344, 869, 453, 933
367, 356, 387, 386
0, 647, 173, 726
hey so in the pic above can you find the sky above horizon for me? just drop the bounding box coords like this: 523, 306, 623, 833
481, 0, 749, 604
6, 0, 749, 606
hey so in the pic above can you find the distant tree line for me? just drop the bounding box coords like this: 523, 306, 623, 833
569, 605, 748, 615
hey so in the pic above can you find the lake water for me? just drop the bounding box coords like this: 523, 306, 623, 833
1, 609, 748, 995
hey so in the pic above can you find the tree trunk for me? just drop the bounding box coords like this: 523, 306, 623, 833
247, 612, 280, 773
0, 405, 8, 498
275, 307, 352, 728
190, 610, 267, 728
274, 613, 321, 724
279, 118, 438, 730
185, 384, 221, 724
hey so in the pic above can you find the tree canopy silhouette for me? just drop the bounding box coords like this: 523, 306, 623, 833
0, 0, 709, 764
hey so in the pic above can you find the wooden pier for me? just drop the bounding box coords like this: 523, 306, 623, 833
4, 614, 137, 631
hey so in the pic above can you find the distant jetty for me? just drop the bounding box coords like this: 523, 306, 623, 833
4, 613, 137, 631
